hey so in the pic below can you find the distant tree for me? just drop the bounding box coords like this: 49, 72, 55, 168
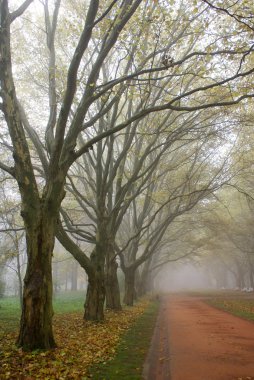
117, 130, 231, 305
0, 181, 25, 305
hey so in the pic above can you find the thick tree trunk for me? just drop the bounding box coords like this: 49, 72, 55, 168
105, 255, 122, 311
56, 221, 106, 321
16, 216, 56, 350
84, 248, 105, 321
123, 268, 136, 306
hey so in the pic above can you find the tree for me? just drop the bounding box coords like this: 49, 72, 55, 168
58, 91, 231, 313
0, 178, 25, 305
117, 126, 231, 305
0, 0, 144, 349
1, 0, 254, 350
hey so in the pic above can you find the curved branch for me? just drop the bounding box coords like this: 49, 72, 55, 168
10, 0, 34, 23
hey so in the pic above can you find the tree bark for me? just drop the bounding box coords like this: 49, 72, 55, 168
84, 247, 105, 321
123, 268, 136, 306
55, 222, 105, 321
105, 254, 122, 311
16, 213, 56, 350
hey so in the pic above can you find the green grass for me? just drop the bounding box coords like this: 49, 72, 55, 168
0, 291, 85, 337
53, 290, 85, 314
1, 293, 159, 379
88, 300, 159, 380
0, 296, 21, 335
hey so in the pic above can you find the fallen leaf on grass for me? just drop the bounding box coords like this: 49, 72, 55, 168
0, 300, 149, 379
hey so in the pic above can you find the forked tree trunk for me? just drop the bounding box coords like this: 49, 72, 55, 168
56, 221, 106, 321
84, 248, 105, 321
16, 215, 56, 350
105, 256, 122, 311
123, 268, 136, 306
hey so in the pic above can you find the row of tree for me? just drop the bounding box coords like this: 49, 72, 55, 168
1, 0, 254, 350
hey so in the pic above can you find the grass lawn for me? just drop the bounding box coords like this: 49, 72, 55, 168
53, 290, 85, 314
0, 297, 21, 335
0, 291, 85, 337
0, 292, 159, 379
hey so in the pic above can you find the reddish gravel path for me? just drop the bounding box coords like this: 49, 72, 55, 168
143, 295, 254, 380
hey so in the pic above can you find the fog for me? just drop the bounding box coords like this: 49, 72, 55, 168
155, 263, 217, 292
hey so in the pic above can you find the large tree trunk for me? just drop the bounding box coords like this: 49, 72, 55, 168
84, 247, 105, 321
16, 214, 56, 350
123, 268, 136, 306
56, 222, 106, 321
105, 254, 122, 311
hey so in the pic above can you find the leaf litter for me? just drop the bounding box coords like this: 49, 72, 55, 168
0, 300, 149, 379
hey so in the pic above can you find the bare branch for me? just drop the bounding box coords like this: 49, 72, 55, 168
202, 0, 254, 32
44, 0, 61, 154
93, 0, 118, 27
75, 85, 254, 159
10, 0, 34, 23
51, 0, 100, 165
0, 161, 15, 177
0, 227, 24, 232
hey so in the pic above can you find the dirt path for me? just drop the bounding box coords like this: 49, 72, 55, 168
143, 295, 254, 380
